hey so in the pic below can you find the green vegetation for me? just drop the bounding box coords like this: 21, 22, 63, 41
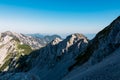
0, 59, 11, 71
0, 43, 32, 72
14, 44, 32, 71
4, 53, 12, 61
17, 44, 32, 55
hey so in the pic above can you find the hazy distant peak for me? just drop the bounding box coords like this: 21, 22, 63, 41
4, 31, 13, 33
1, 31, 14, 35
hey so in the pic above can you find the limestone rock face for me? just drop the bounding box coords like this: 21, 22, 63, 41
0, 31, 46, 72
27, 33, 88, 80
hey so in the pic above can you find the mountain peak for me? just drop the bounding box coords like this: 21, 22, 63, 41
66, 33, 88, 44
1, 31, 14, 35
66, 33, 87, 39
51, 37, 62, 45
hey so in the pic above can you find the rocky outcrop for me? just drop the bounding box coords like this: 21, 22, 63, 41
0, 33, 88, 80
1, 16, 120, 80
0, 31, 45, 49
63, 16, 120, 80
74, 16, 120, 66
27, 33, 88, 80
0, 31, 46, 72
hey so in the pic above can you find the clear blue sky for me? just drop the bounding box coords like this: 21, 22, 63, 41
0, 0, 120, 36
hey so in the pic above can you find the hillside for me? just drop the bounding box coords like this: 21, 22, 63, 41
0, 33, 88, 80
0, 16, 120, 80
0, 31, 46, 72
63, 16, 120, 80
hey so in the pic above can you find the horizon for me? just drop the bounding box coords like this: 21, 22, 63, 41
0, 30, 96, 39
0, 0, 120, 36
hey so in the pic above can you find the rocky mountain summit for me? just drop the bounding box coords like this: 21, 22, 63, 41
22, 33, 88, 80
0, 33, 88, 80
0, 31, 45, 49
0, 16, 120, 80
62, 16, 120, 80
0, 31, 48, 72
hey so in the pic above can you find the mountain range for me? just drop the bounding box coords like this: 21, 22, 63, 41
0, 16, 120, 80
0, 31, 61, 72
26, 34, 62, 44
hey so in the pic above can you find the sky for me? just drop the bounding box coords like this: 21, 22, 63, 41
0, 0, 120, 38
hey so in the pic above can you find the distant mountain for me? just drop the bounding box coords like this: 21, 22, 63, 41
0, 31, 46, 72
44, 35, 62, 43
26, 34, 62, 44
26, 33, 44, 38
0, 33, 88, 80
